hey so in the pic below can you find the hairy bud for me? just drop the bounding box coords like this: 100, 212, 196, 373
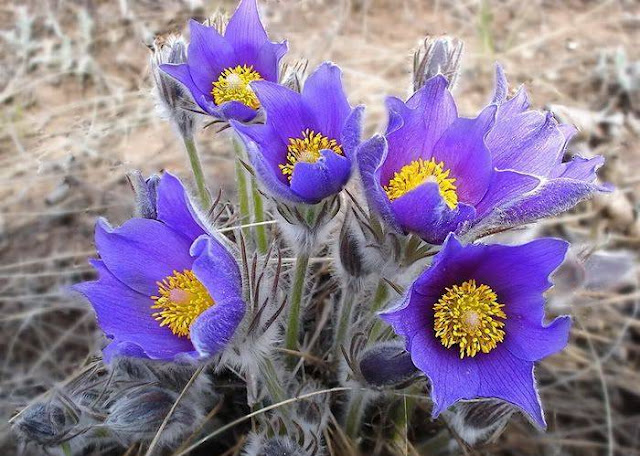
413, 36, 464, 91
105, 387, 199, 446
244, 435, 309, 456
358, 341, 419, 388
128, 170, 159, 219
444, 399, 515, 446
150, 34, 197, 138
13, 400, 77, 446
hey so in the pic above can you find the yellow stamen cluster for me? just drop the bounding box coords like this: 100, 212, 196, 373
151, 269, 214, 338
211, 65, 263, 109
433, 279, 506, 358
279, 129, 343, 180
384, 158, 458, 209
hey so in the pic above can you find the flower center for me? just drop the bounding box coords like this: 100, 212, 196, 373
433, 279, 506, 358
279, 129, 343, 180
151, 269, 214, 338
211, 65, 263, 109
384, 158, 458, 209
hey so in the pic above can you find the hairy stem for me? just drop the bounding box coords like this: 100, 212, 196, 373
369, 280, 390, 341
285, 251, 310, 361
232, 136, 251, 241
345, 390, 368, 441
333, 285, 356, 359
251, 177, 268, 254
183, 136, 211, 209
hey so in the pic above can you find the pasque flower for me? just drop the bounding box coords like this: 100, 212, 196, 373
74, 173, 245, 362
232, 62, 363, 204
380, 235, 571, 427
357, 67, 609, 244
161, 0, 287, 122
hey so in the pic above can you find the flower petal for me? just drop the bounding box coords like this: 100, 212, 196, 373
431, 105, 496, 205
73, 260, 195, 360
160, 63, 210, 112
487, 111, 565, 176
187, 19, 235, 95
252, 80, 316, 144
253, 40, 288, 82
476, 351, 546, 428
504, 315, 571, 362
190, 297, 246, 357
391, 183, 476, 245
95, 218, 193, 296
301, 62, 351, 140
189, 236, 245, 357
289, 149, 352, 204
233, 123, 304, 203
497, 177, 612, 227
190, 235, 243, 304
225, 0, 268, 60
356, 135, 402, 232
473, 169, 541, 221
155, 172, 208, 242
381, 75, 458, 184
340, 105, 364, 161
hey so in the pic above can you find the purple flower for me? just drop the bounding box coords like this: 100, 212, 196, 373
380, 235, 571, 427
231, 62, 363, 204
357, 68, 610, 244
160, 0, 287, 122
73, 173, 245, 362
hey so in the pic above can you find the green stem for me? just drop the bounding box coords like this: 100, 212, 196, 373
345, 390, 368, 441
183, 136, 211, 209
369, 280, 390, 341
390, 393, 418, 452
261, 358, 286, 404
232, 137, 251, 241
285, 251, 310, 360
333, 287, 355, 359
251, 178, 268, 254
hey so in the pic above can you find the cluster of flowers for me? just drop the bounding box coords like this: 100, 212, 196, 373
16, 0, 610, 453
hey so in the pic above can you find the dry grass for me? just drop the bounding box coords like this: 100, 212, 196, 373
1, 0, 640, 454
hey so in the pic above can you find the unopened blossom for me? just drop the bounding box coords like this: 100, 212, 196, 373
74, 173, 245, 361
380, 235, 571, 427
161, 0, 287, 122
358, 68, 610, 244
232, 62, 363, 204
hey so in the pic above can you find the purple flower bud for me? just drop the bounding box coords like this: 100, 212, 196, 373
358, 341, 419, 388
414, 36, 464, 91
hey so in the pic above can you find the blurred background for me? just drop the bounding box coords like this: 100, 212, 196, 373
1, 0, 640, 454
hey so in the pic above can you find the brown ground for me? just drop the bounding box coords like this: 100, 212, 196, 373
1, 0, 640, 454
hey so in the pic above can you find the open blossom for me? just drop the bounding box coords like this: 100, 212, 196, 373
73, 173, 245, 362
380, 235, 571, 427
161, 0, 287, 122
357, 68, 610, 244
231, 62, 363, 204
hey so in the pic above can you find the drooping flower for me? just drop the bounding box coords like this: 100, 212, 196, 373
231, 62, 363, 204
357, 67, 610, 244
380, 235, 571, 427
73, 172, 245, 362
160, 0, 287, 123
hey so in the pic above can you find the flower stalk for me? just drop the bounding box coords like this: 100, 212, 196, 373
233, 136, 252, 241
284, 251, 310, 362
183, 135, 211, 209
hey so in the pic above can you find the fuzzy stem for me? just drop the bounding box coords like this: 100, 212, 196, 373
344, 390, 368, 441
232, 136, 251, 241
390, 393, 418, 452
251, 177, 268, 254
183, 136, 211, 209
261, 357, 286, 404
284, 251, 310, 361
369, 280, 390, 341
333, 285, 356, 359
